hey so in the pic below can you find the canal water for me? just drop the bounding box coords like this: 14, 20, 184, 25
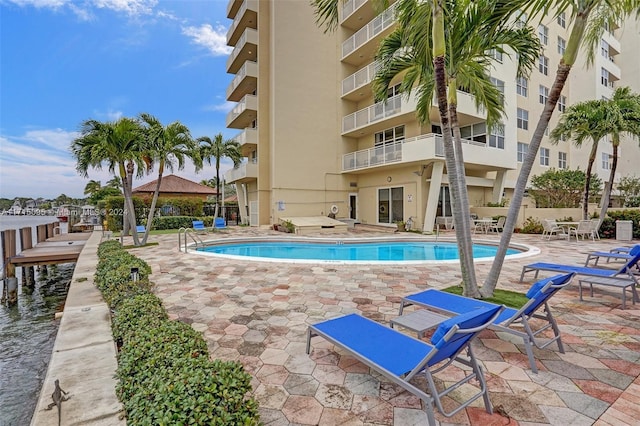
0, 216, 74, 426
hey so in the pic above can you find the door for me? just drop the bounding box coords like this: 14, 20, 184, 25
349, 194, 357, 220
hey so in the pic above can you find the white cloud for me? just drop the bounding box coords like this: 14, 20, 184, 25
182, 24, 232, 56
93, 0, 157, 16
3, 0, 158, 19
204, 101, 235, 113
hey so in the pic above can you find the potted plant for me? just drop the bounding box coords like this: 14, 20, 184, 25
395, 220, 405, 232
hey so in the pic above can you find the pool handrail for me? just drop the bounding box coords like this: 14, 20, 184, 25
178, 227, 205, 252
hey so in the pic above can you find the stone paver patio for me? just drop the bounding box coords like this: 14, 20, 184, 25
128, 228, 639, 425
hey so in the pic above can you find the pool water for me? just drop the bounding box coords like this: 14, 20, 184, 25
197, 241, 519, 262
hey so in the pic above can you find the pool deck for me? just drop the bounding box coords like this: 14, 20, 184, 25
121, 227, 640, 425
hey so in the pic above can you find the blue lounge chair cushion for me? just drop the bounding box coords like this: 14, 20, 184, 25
431, 305, 501, 346
136, 225, 145, 233
525, 276, 554, 298
214, 217, 226, 228
193, 220, 205, 229
311, 314, 433, 376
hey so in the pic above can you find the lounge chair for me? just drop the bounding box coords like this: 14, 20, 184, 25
398, 273, 574, 374
520, 245, 640, 284
192, 220, 209, 235
611, 246, 632, 254
585, 244, 640, 266
307, 305, 504, 425
213, 217, 227, 231
135, 225, 146, 233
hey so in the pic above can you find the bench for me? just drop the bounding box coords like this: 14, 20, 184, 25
577, 276, 639, 309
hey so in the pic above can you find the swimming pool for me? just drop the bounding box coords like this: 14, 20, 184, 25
194, 238, 529, 264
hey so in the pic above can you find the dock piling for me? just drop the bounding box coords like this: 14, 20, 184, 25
2, 229, 18, 304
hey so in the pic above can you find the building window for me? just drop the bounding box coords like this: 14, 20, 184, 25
490, 77, 505, 105
489, 49, 503, 63
516, 77, 528, 97
515, 10, 527, 28
517, 142, 528, 162
558, 95, 566, 112
517, 108, 529, 130
378, 187, 404, 224
540, 147, 550, 166
602, 152, 610, 170
557, 12, 566, 28
558, 152, 567, 169
538, 24, 548, 45
558, 36, 566, 55
387, 83, 401, 98
489, 124, 505, 149
375, 125, 405, 147
601, 68, 611, 87
460, 122, 487, 144
539, 85, 549, 104
539, 55, 549, 75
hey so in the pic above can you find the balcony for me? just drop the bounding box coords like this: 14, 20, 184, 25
225, 159, 257, 183
226, 28, 258, 74
227, 0, 258, 46
232, 127, 258, 156
342, 3, 396, 66
342, 133, 515, 173
342, 61, 379, 100
226, 61, 258, 102
226, 94, 258, 129
341, 0, 376, 30
227, 0, 242, 19
342, 92, 415, 136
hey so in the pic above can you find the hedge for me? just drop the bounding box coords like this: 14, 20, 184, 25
602, 209, 640, 239
95, 241, 259, 425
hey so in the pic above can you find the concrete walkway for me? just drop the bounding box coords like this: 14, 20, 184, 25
128, 228, 639, 425
31, 231, 124, 426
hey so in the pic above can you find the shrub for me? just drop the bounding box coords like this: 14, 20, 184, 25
151, 216, 213, 230
111, 293, 168, 345
520, 217, 544, 234
606, 209, 640, 239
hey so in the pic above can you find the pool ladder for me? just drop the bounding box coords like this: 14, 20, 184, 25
178, 227, 205, 253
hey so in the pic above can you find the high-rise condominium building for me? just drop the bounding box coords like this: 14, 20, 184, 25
224, 0, 640, 230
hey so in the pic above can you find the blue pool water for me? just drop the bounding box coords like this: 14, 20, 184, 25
197, 240, 519, 262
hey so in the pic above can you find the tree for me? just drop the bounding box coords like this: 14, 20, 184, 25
198, 134, 242, 213
550, 99, 610, 219
84, 180, 102, 198
138, 113, 197, 244
71, 118, 146, 245
529, 168, 602, 208
618, 175, 640, 207
483, 0, 640, 297
596, 87, 640, 222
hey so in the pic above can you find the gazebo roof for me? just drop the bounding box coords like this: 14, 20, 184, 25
132, 174, 218, 195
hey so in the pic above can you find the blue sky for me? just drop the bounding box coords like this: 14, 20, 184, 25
0, 0, 236, 199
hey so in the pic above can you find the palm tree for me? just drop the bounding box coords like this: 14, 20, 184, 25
106, 176, 122, 189
71, 117, 146, 246
550, 99, 610, 219
198, 134, 242, 214
597, 87, 640, 222
482, 0, 640, 297
84, 180, 102, 198
138, 113, 197, 244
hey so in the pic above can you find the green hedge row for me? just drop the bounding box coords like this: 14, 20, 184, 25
95, 241, 260, 425
601, 209, 640, 239
151, 216, 214, 230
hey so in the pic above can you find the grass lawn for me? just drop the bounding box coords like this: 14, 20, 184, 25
442, 286, 528, 309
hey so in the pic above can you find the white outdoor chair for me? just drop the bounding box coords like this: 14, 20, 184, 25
489, 217, 506, 233
590, 219, 601, 241
542, 219, 566, 240
569, 220, 596, 241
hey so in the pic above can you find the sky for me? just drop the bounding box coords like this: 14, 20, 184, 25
0, 0, 237, 200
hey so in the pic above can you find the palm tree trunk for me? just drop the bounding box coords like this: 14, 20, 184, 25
215, 157, 221, 216
598, 142, 618, 225
120, 162, 140, 246
142, 162, 164, 245
583, 141, 599, 220
449, 98, 479, 297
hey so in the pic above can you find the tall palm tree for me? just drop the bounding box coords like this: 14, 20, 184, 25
597, 87, 640, 222
550, 99, 610, 219
71, 117, 146, 246
84, 180, 102, 198
198, 134, 242, 214
139, 113, 197, 245
483, 0, 640, 297
373, 0, 541, 296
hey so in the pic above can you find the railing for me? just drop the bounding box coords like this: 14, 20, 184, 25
227, 94, 257, 125
178, 227, 205, 253
342, 61, 379, 96
342, 93, 402, 133
233, 127, 258, 146
226, 0, 258, 44
341, 0, 367, 22
342, 3, 396, 58
226, 28, 258, 70
227, 61, 257, 98
342, 133, 487, 171
226, 158, 257, 182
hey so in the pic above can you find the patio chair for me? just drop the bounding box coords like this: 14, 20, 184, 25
611, 246, 632, 254
192, 220, 209, 235
568, 220, 596, 241
541, 219, 566, 240
584, 244, 640, 266
399, 273, 574, 373
520, 245, 640, 284
590, 219, 601, 240
135, 225, 146, 233
489, 216, 505, 233
213, 217, 227, 231
307, 305, 504, 425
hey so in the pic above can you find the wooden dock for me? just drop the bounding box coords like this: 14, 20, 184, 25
2, 226, 91, 268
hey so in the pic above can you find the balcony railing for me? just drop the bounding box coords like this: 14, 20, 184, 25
226, 94, 257, 127
226, 60, 257, 100
343, 93, 403, 133
226, 0, 258, 46
342, 133, 487, 172
342, 3, 396, 58
225, 159, 257, 182
232, 127, 258, 146
341, 0, 367, 22
342, 61, 379, 96
226, 28, 258, 73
